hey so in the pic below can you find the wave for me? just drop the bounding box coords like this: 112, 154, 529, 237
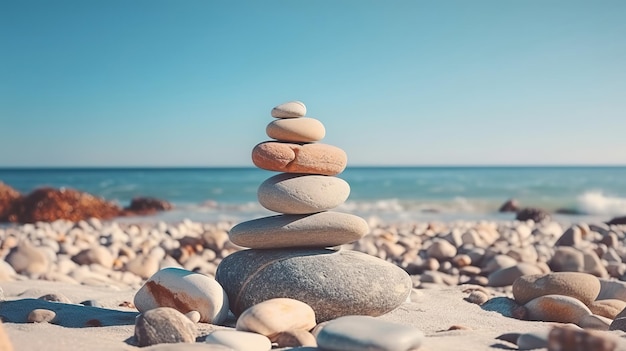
576, 191, 626, 217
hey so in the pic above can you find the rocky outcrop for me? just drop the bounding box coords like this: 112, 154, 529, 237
0, 182, 21, 222
7, 187, 121, 223
498, 199, 520, 213
122, 197, 173, 216
515, 207, 551, 222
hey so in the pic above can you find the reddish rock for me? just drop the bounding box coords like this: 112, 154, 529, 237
498, 199, 520, 213
8, 187, 121, 223
122, 197, 173, 215
0, 182, 21, 222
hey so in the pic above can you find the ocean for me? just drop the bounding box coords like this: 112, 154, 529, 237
1, 166, 626, 224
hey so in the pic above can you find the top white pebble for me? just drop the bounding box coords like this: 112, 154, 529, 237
271, 101, 306, 118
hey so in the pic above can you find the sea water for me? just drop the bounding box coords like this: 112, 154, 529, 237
1, 166, 625, 223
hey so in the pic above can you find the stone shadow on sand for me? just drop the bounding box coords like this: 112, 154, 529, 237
0, 299, 138, 328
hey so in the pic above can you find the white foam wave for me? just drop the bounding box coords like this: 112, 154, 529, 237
577, 191, 626, 216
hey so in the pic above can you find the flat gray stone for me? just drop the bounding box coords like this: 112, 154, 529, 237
134, 307, 197, 347
228, 211, 369, 249
316, 315, 423, 351
257, 173, 350, 214
216, 249, 411, 322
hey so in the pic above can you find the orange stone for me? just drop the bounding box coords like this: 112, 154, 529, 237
252, 142, 347, 176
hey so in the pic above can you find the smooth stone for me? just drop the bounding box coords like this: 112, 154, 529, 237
590, 299, 626, 319
273, 330, 317, 347
465, 291, 489, 305
481, 254, 518, 274
205, 330, 271, 351
583, 249, 609, 278
512, 272, 601, 306
228, 212, 369, 249
185, 310, 201, 323
216, 249, 411, 322
236, 298, 316, 338
5, 241, 49, 275
39, 293, 72, 304
252, 142, 347, 176
80, 299, 103, 308
549, 326, 618, 351
550, 246, 585, 272
487, 263, 543, 287
555, 226, 582, 246
524, 294, 592, 324
427, 239, 457, 260
266, 117, 325, 142
517, 330, 549, 350
316, 315, 423, 351
597, 279, 626, 300
271, 101, 306, 118
134, 307, 197, 347
257, 174, 350, 214
134, 267, 229, 324
72, 246, 114, 268
578, 314, 611, 330
27, 309, 57, 323
143, 344, 234, 351
125, 254, 160, 279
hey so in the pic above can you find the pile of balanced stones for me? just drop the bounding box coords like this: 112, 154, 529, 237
126, 101, 422, 350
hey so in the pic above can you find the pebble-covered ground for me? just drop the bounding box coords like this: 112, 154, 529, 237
2, 217, 626, 350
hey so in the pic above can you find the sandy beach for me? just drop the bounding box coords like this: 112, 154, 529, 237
2, 217, 626, 350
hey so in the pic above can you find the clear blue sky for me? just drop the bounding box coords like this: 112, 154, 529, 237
1, 0, 625, 167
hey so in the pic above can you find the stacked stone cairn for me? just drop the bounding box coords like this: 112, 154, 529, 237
216, 101, 413, 323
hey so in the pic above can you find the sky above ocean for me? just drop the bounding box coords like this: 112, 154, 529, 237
1, 1, 625, 167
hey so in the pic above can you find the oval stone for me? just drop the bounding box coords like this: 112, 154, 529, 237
271, 101, 306, 118
252, 142, 347, 176
228, 211, 369, 249
257, 174, 350, 214
512, 272, 600, 306
266, 118, 325, 143
236, 298, 316, 338
487, 263, 543, 287
216, 249, 412, 322
134, 267, 229, 324
134, 307, 197, 347
524, 294, 592, 324
316, 315, 424, 351
205, 330, 271, 351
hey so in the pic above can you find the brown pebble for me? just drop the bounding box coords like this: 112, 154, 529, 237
85, 319, 102, 327
465, 291, 489, 305
272, 330, 317, 347
548, 325, 617, 351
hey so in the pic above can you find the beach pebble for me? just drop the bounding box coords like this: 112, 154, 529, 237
555, 226, 582, 247
487, 263, 543, 287
27, 308, 57, 323
583, 249, 609, 278
134, 267, 230, 324
465, 290, 489, 305
524, 294, 592, 324
252, 142, 347, 176
205, 330, 271, 351
512, 272, 601, 306
590, 299, 626, 319
427, 239, 457, 260
38, 293, 72, 304
549, 325, 618, 351
236, 298, 316, 338
216, 248, 411, 322
266, 117, 325, 142
481, 254, 517, 274
315, 315, 424, 351
134, 307, 197, 347
597, 279, 626, 300
517, 330, 549, 350
5, 241, 49, 275
550, 246, 585, 272
72, 246, 114, 268
125, 254, 160, 279
80, 300, 103, 308
257, 174, 350, 214
271, 101, 306, 118
185, 310, 201, 323
578, 314, 611, 330
272, 330, 317, 347
228, 212, 369, 249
